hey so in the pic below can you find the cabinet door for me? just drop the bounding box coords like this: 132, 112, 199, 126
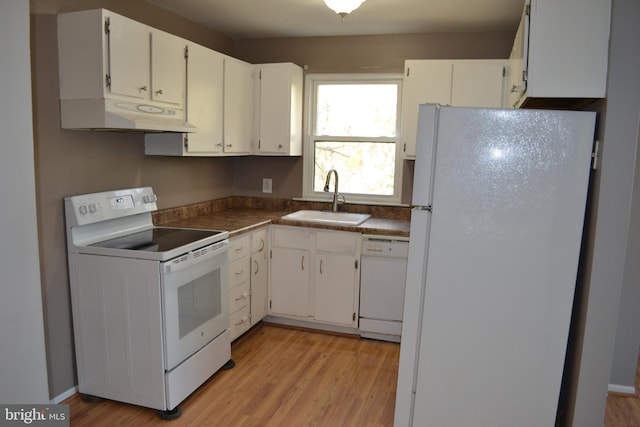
251, 228, 269, 324
184, 43, 224, 153
256, 64, 302, 156
270, 247, 310, 317
224, 57, 253, 154
314, 252, 359, 326
258, 65, 291, 153
525, 0, 610, 100
251, 250, 268, 323
451, 61, 505, 108
107, 14, 150, 100
150, 31, 186, 106
400, 61, 452, 158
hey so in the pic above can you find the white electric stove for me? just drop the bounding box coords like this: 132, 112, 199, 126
65, 187, 233, 419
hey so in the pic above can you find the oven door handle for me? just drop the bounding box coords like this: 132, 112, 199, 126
164, 239, 229, 274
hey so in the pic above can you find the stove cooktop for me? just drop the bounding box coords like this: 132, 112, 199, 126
88, 227, 226, 253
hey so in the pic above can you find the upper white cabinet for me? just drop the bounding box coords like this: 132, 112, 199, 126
223, 57, 254, 155
401, 59, 506, 158
144, 44, 227, 156
58, 9, 187, 120
254, 63, 303, 156
144, 51, 255, 156
149, 31, 187, 106
508, 0, 611, 108
104, 14, 151, 102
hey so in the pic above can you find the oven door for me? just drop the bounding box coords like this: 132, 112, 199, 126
161, 240, 229, 371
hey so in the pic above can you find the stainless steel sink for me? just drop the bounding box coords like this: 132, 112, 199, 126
281, 210, 371, 226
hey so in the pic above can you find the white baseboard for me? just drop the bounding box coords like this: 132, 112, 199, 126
264, 315, 359, 336
50, 386, 78, 404
608, 383, 636, 395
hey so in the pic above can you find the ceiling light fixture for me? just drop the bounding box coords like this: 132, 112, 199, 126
323, 0, 366, 21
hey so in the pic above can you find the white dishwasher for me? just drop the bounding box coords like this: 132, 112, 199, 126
359, 235, 409, 343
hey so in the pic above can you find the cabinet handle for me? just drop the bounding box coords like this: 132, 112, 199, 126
155, 89, 163, 95
259, 238, 265, 252
253, 259, 259, 275
234, 292, 248, 301
235, 270, 244, 276
235, 316, 249, 326
235, 246, 244, 252
139, 86, 147, 92
301, 255, 305, 271
320, 259, 323, 275
226, 144, 233, 148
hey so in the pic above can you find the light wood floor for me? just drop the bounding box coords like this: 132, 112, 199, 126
64, 323, 639, 426
605, 355, 640, 427
64, 323, 399, 426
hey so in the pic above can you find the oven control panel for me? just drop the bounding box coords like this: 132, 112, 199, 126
65, 187, 158, 226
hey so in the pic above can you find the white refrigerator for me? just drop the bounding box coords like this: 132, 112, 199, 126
395, 104, 596, 427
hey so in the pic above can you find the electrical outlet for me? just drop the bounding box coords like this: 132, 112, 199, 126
262, 178, 273, 194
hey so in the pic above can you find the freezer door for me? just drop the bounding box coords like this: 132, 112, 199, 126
411, 104, 438, 207
410, 107, 595, 426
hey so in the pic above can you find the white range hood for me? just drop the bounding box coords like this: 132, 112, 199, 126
60, 98, 196, 133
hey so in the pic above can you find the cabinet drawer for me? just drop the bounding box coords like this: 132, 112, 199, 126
272, 227, 312, 249
229, 280, 250, 314
229, 234, 251, 262
251, 228, 268, 254
316, 230, 358, 254
230, 305, 251, 340
229, 257, 250, 288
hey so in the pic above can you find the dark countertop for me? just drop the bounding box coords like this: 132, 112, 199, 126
155, 202, 411, 238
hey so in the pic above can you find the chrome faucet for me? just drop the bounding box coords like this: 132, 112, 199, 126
324, 169, 344, 212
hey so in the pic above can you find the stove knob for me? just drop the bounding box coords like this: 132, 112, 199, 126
78, 205, 88, 215
88, 203, 97, 213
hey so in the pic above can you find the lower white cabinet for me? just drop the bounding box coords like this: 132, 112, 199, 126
228, 227, 269, 340
250, 228, 269, 323
269, 226, 361, 328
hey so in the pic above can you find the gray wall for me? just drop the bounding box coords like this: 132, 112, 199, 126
0, 1, 49, 403
568, 0, 640, 424
603, 0, 640, 397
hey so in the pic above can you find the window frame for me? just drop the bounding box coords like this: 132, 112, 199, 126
302, 73, 404, 205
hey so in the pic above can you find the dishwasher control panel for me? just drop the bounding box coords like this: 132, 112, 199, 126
362, 236, 409, 258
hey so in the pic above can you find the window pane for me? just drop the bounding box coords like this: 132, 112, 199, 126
316, 84, 398, 137
314, 141, 395, 196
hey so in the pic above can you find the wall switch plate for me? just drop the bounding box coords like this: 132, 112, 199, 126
262, 178, 273, 193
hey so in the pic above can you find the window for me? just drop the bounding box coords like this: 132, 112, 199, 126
303, 74, 403, 204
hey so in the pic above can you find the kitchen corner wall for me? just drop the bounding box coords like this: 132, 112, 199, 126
30, 0, 237, 399
233, 31, 514, 204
